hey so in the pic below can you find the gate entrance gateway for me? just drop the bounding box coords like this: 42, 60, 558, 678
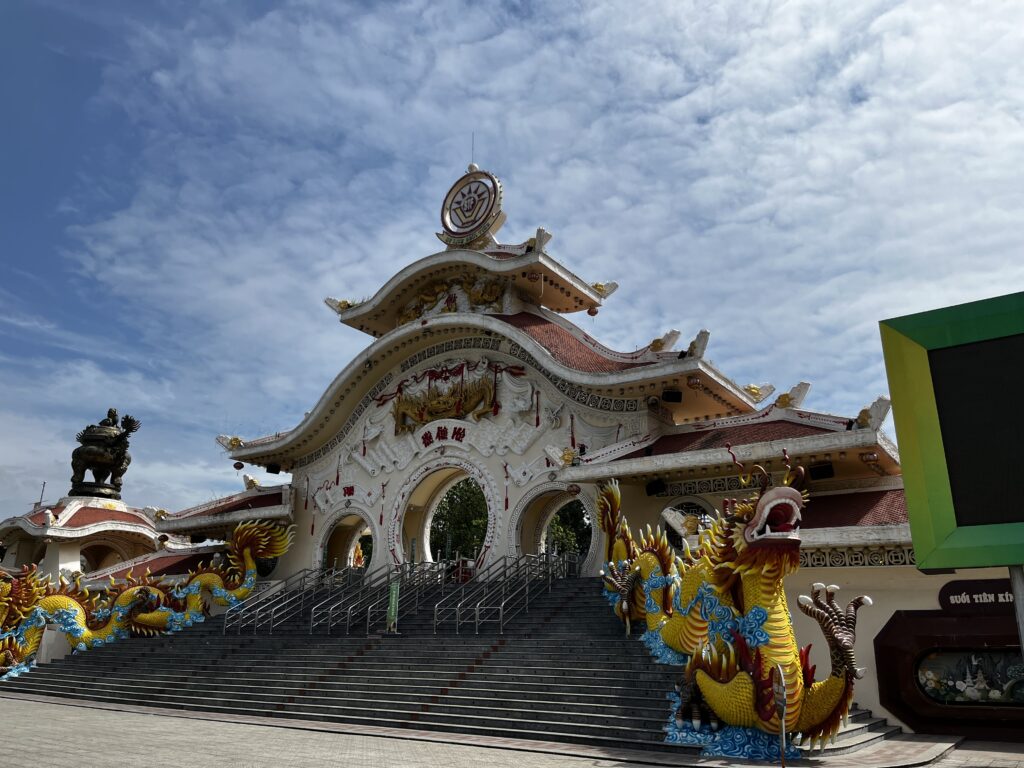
219, 166, 932, 738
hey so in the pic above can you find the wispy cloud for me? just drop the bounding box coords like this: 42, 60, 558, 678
4, 0, 1024, 513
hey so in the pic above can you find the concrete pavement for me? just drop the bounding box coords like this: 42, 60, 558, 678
0, 691, 1018, 768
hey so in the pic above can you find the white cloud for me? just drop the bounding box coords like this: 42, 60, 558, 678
4, 0, 1024, 513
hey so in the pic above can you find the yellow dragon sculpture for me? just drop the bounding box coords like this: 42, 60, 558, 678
0, 521, 293, 678
599, 448, 870, 758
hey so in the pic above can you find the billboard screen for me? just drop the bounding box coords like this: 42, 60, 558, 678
881, 291, 1024, 570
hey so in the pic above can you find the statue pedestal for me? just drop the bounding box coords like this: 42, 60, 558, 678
68, 482, 121, 500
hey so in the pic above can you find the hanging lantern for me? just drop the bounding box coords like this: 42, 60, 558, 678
232, 462, 244, 470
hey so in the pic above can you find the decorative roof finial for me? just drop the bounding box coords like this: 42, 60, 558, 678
437, 167, 505, 250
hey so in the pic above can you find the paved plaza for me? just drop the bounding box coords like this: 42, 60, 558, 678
0, 692, 1020, 768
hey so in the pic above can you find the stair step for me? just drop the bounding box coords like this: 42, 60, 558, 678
2, 576, 903, 757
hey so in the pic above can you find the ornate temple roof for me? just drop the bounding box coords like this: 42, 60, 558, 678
225, 166, 899, 495
1, 498, 158, 542
801, 489, 907, 529
154, 485, 291, 535
560, 396, 898, 486
327, 250, 609, 337
89, 548, 221, 582
615, 420, 831, 458
493, 313, 657, 373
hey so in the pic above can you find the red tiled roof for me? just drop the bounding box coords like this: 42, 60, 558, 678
617, 421, 832, 460
26, 506, 65, 525
494, 313, 651, 373
64, 508, 154, 529
176, 490, 284, 520
803, 489, 907, 528
101, 552, 213, 580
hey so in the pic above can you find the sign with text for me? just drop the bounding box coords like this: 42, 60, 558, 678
938, 579, 1014, 616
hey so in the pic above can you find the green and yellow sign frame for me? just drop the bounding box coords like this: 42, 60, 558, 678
880, 291, 1024, 570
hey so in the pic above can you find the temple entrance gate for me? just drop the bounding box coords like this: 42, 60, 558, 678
389, 457, 500, 568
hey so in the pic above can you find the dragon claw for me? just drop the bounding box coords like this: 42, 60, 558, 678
798, 582, 873, 680
676, 676, 718, 733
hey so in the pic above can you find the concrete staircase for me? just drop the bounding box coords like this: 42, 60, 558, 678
0, 577, 900, 756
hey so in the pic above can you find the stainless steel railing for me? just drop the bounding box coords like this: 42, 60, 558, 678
308, 562, 391, 634
472, 553, 568, 634
264, 566, 362, 634
456, 555, 539, 633
313, 563, 398, 635
433, 556, 511, 634
364, 561, 450, 635
222, 567, 316, 635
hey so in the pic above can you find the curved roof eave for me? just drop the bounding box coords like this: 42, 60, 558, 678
0, 517, 162, 543
556, 428, 898, 482
332, 249, 605, 326
230, 313, 733, 464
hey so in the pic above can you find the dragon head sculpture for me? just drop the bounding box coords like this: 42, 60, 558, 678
596, 446, 871, 756
702, 448, 807, 590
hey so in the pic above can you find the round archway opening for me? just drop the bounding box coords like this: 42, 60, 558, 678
80, 543, 124, 574
428, 477, 488, 564
323, 513, 373, 570
540, 500, 592, 558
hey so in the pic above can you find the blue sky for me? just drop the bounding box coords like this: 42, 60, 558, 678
2, 0, 1023, 515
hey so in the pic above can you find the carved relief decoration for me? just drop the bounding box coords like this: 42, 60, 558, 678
374, 358, 526, 435
397, 275, 507, 326
294, 334, 646, 470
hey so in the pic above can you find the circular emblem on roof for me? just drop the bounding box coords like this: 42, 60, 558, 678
438, 165, 503, 247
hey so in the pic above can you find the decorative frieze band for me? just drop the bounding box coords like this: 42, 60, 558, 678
660, 474, 780, 498
505, 342, 642, 413
799, 546, 916, 568
400, 336, 503, 371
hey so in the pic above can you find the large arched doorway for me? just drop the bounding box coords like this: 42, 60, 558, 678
322, 512, 373, 570
512, 485, 600, 573
539, 499, 592, 558
391, 459, 498, 566
428, 477, 488, 563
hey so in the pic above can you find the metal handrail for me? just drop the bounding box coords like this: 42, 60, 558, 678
456, 554, 537, 633
309, 562, 390, 634
474, 553, 562, 634
364, 560, 451, 635
265, 566, 360, 634
325, 564, 397, 635
472, 556, 543, 633
433, 556, 509, 634
253, 568, 325, 631
222, 567, 316, 635
249, 567, 335, 634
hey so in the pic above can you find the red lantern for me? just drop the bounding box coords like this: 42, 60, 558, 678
233, 462, 244, 470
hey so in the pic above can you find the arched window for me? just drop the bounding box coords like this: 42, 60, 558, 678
661, 498, 715, 549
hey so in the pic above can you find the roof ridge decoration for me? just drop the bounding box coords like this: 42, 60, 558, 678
435, 164, 555, 260
437, 164, 506, 249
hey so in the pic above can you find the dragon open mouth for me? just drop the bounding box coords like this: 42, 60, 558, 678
745, 486, 803, 545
